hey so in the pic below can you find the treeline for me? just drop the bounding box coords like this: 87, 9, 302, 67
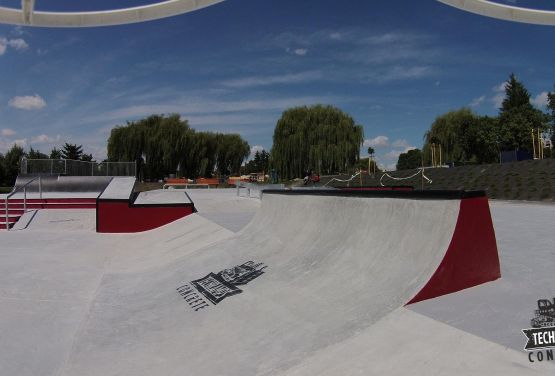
241, 150, 270, 175
271, 105, 364, 180
107, 114, 250, 180
397, 74, 555, 169
0, 142, 92, 187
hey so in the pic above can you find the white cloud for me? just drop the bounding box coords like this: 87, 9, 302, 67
31, 134, 61, 144
364, 136, 390, 148
493, 82, 507, 93
0, 37, 28, 55
8, 38, 28, 50
329, 32, 343, 40
248, 145, 266, 160
470, 95, 486, 107
372, 66, 433, 83
489, 81, 508, 109
382, 146, 417, 162
13, 138, 27, 148
294, 48, 308, 56
80, 94, 344, 129
492, 93, 505, 109
392, 139, 410, 148
1, 128, 16, 137
222, 71, 322, 88
384, 149, 403, 160
8, 94, 47, 110
531, 92, 549, 108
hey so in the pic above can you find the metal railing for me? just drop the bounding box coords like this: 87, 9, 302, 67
236, 182, 285, 199
163, 183, 210, 190
20, 158, 136, 177
3, 176, 42, 230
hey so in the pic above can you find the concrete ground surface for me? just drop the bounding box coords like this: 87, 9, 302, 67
0, 189, 553, 375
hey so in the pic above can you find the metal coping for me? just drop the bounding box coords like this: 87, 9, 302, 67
97, 190, 196, 209
261, 189, 487, 200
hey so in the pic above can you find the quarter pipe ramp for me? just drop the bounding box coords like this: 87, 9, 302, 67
60, 190, 500, 375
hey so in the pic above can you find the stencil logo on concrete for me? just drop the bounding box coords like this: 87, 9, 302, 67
522, 298, 555, 362
177, 261, 267, 311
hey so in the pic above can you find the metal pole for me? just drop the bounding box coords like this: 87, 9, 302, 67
532, 129, 537, 159
4, 198, 8, 230
24, 187, 27, 213
39, 177, 42, 200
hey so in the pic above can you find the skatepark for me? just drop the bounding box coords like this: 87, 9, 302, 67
1, 176, 554, 375
1, 0, 555, 374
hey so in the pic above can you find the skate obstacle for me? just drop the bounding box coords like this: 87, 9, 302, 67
262, 189, 501, 304
96, 177, 196, 233
54, 189, 502, 375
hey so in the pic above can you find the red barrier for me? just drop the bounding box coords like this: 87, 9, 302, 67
407, 196, 501, 304
96, 201, 194, 233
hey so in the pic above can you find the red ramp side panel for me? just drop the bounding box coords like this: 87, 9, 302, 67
97, 201, 194, 233
407, 196, 501, 304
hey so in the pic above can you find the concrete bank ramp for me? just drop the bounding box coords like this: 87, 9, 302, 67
14, 175, 113, 193
61, 191, 500, 376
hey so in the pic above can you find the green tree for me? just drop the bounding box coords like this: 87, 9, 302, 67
107, 114, 250, 180
50, 147, 62, 159
498, 74, 549, 152
423, 108, 501, 165
215, 133, 250, 176
423, 108, 477, 164
271, 105, 364, 180
396, 149, 422, 170
367, 147, 375, 157
27, 147, 48, 159
242, 150, 271, 174
500, 74, 532, 112
0, 153, 6, 186
81, 153, 94, 162
356, 157, 380, 173
61, 143, 84, 160
3, 144, 25, 186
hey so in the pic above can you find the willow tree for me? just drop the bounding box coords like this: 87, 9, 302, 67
271, 105, 364, 180
107, 114, 195, 179
424, 109, 501, 165
107, 114, 250, 180
215, 133, 250, 176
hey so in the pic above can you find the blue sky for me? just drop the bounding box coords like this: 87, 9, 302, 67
0, 0, 554, 169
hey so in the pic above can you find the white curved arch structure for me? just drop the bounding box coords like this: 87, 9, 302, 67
438, 0, 555, 25
0, 0, 224, 27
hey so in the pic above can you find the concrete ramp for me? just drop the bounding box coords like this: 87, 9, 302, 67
60, 190, 500, 376
14, 175, 113, 193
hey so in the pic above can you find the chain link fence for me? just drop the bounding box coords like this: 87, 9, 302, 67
21, 158, 136, 177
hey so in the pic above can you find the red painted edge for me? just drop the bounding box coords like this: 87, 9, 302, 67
406, 196, 501, 304
96, 201, 194, 233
